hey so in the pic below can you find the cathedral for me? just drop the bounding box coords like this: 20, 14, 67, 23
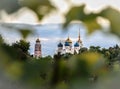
56, 30, 83, 54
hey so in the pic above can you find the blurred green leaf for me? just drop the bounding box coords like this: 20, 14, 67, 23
19, 29, 32, 39
100, 7, 120, 37
65, 5, 101, 34
65, 5, 120, 36
84, 18, 101, 33
68, 52, 106, 79
5, 61, 23, 80
20, 0, 55, 20
0, 0, 55, 21
0, 0, 21, 14
64, 5, 85, 27
21, 59, 52, 86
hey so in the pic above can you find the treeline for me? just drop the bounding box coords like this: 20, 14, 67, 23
0, 35, 30, 61
55, 45, 120, 65
1, 34, 120, 65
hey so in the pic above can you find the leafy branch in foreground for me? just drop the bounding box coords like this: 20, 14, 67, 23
65, 5, 120, 37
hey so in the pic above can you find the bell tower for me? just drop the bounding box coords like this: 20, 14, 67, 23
34, 38, 41, 59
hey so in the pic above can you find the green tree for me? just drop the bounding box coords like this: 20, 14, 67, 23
79, 47, 88, 54
89, 46, 101, 53
0, 34, 4, 44
12, 40, 30, 54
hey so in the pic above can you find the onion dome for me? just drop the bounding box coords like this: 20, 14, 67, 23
58, 42, 63, 47
36, 38, 40, 42
65, 37, 72, 43
74, 42, 79, 47
65, 42, 70, 46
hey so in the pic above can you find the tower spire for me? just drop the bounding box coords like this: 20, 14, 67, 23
68, 33, 69, 39
78, 27, 81, 43
77, 27, 83, 47
78, 27, 80, 40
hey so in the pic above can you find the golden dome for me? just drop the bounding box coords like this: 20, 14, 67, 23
36, 38, 40, 42
65, 37, 72, 43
